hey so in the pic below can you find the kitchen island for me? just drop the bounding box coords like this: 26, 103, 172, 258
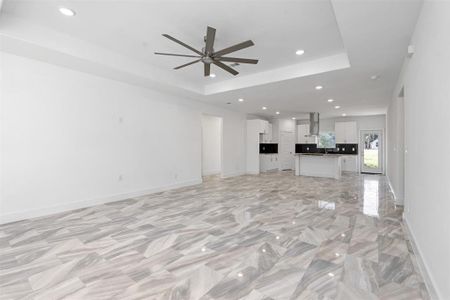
295, 153, 342, 179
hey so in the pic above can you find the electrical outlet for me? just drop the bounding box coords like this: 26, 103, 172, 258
118, 175, 123, 181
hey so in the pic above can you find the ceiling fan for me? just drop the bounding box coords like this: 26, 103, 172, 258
155, 26, 258, 76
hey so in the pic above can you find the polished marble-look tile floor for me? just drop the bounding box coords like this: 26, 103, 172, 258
0, 172, 429, 299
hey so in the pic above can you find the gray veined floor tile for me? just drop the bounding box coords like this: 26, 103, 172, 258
0, 172, 430, 299
341, 255, 378, 294
348, 239, 379, 263
253, 267, 306, 299
290, 259, 343, 299
378, 236, 409, 258
377, 282, 424, 300
335, 282, 378, 300
377, 253, 415, 287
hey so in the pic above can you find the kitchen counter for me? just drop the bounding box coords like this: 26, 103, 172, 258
295, 153, 342, 179
298, 153, 344, 157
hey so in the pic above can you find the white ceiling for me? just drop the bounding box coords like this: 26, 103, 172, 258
0, 0, 423, 118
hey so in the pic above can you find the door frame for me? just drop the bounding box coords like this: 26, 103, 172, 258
359, 129, 384, 174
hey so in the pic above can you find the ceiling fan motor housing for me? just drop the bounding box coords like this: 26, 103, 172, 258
155, 26, 258, 76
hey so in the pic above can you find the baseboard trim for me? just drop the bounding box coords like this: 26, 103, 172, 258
386, 175, 403, 205
202, 170, 221, 176
402, 216, 440, 300
0, 178, 202, 225
221, 171, 246, 178
245, 171, 260, 175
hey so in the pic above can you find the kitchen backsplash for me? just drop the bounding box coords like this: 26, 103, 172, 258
259, 143, 278, 154
335, 143, 358, 154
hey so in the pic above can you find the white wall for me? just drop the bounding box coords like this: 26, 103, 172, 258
389, 2, 450, 299
246, 119, 261, 174
0, 52, 246, 223
201, 115, 222, 176
387, 95, 405, 204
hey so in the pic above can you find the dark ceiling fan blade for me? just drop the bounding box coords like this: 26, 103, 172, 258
213, 40, 254, 57
204, 63, 211, 77
205, 26, 216, 55
162, 34, 204, 56
215, 57, 258, 64
174, 59, 201, 70
213, 60, 239, 76
154, 52, 201, 58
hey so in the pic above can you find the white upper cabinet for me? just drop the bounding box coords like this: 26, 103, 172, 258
345, 122, 357, 143
335, 121, 357, 143
297, 124, 308, 143
267, 123, 273, 142
297, 124, 317, 144
335, 122, 346, 143
263, 120, 269, 134
256, 120, 269, 134
260, 121, 273, 142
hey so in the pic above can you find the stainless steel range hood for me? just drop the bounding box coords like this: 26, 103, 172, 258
308, 112, 320, 136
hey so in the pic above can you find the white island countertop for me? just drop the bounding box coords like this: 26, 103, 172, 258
295, 153, 343, 179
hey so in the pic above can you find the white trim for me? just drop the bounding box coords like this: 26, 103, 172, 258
202, 169, 221, 176
386, 175, 404, 205
245, 171, 260, 175
0, 178, 202, 225
221, 171, 246, 178
402, 216, 440, 300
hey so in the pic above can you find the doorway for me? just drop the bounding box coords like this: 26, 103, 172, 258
360, 130, 383, 174
279, 131, 295, 170
201, 115, 223, 176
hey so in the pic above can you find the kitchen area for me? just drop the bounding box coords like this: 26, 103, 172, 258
246, 114, 384, 179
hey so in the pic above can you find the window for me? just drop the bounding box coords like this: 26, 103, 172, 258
318, 132, 336, 148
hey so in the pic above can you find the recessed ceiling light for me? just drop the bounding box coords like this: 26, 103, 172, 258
342, 113, 347, 117
295, 49, 305, 56
315, 85, 323, 90
292, 117, 296, 120
327, 99, 334, 103
275, 111, 280, 115
237, 272, 243, 277
370, 74, 379, 80
335, 252, 340, 257
59, 7, 76, 16
334, 105, 341, 109
238, 98, 244, 102
209, 73, 216, 78
328, 272, 335, 277
262, 106, 267, 110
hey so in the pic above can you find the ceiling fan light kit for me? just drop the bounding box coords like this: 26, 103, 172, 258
155, 26, 258, 76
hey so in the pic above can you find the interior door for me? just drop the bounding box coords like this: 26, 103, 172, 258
279, 131, 295, 170
360, 130, 383, 173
